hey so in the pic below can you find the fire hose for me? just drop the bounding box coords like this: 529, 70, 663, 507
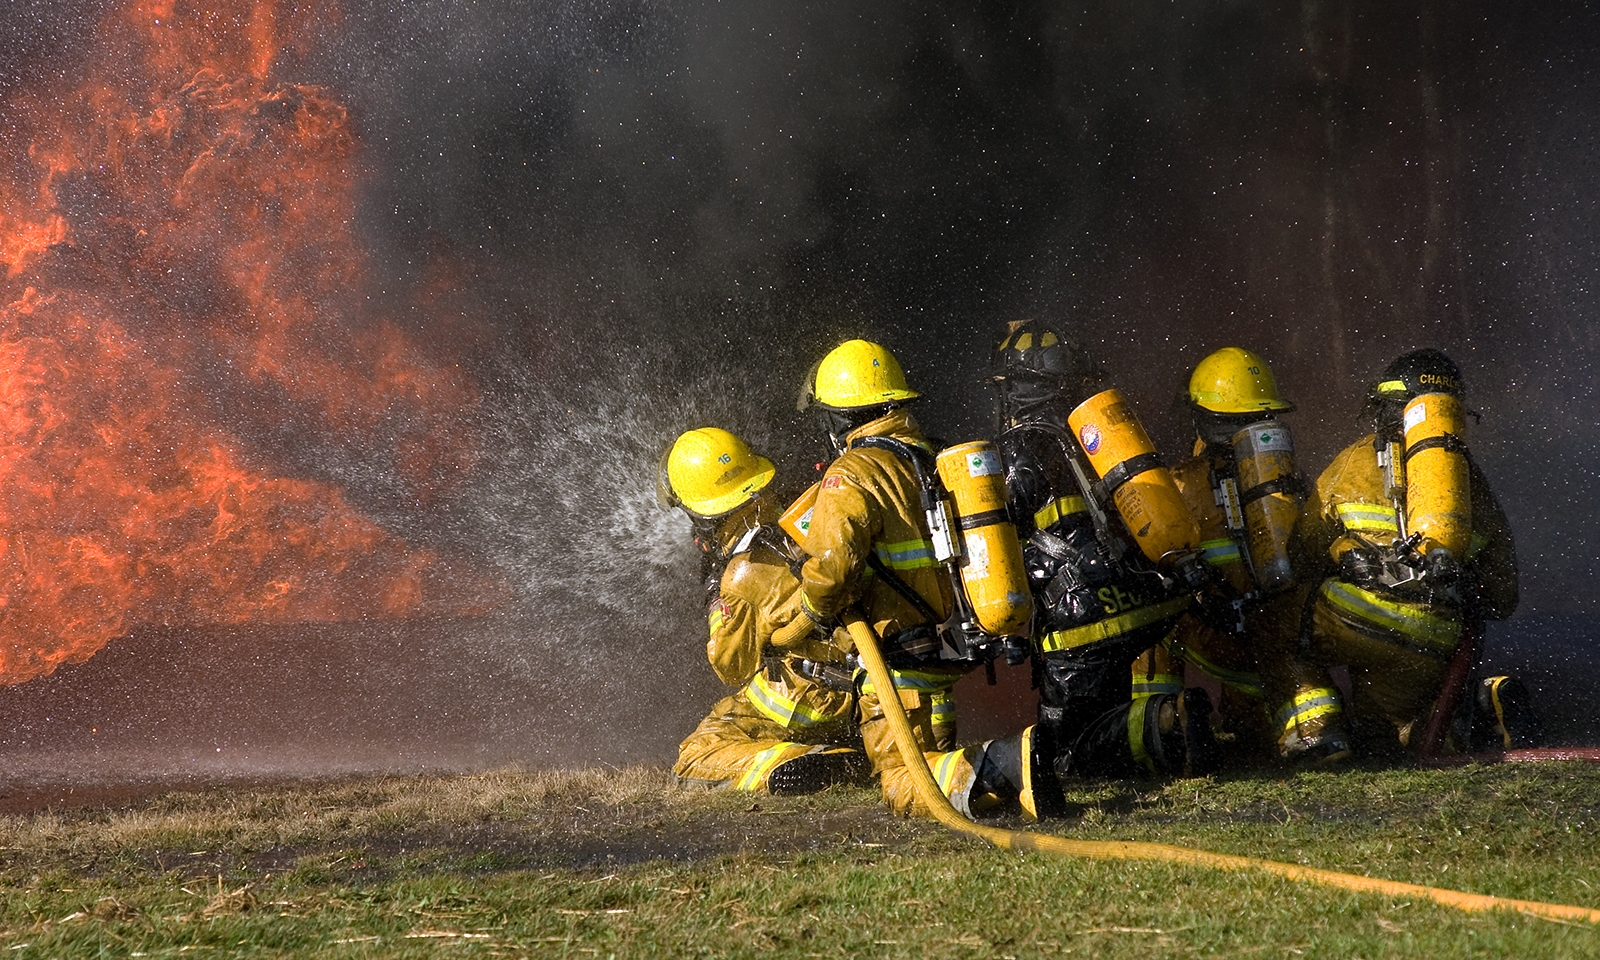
824, 611, 1600, 925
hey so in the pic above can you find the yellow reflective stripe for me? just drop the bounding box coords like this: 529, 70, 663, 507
858, 667, 962, 697
1128, 695, 1156, 774
1486, 677, 1513, 749
1177, 645, 1264, 700
931, 748, 968, 796
1335, 502, 1400, 534
1199, 537, 1242, 566
875, 538, 938, 570
1039, 596, 1191, 653
746, 674, 830, 728
1320, 580, 1462, 652
1131, 673, 1183, 698
1034, 495, 1088, 530
736, 745, 795, 791
929, 689, 956, 727
1276, 687, 1343, 733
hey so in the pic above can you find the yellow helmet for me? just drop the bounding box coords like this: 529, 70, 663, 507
1187, 347, 1294, 414
658, 427, 775, 519
801, 339, 920, 411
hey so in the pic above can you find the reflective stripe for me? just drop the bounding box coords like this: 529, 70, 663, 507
1128, 695, 1156, 774
1034, 495, 1089, 530
1485, 676, 1513, 749
874, 538, 938, 571
1276, 687, 1343, 734
857, 667, 962, 696
1319, 579, 1462, 654
931, 748, 968, 797
929, 689, 956, 727
1177, 644, 1264, 700
746, 674, 831, 729
1199, 537, 1242, 567
1335, 501, 1400, 535
1039, 596, 1191, 653
1131, 673, 1184, 698
736, 744, 797, 791
708, 600, 731, 633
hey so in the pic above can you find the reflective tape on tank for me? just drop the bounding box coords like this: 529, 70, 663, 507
1033, 495, 1089, 531
746, 673, 832, 729
1275, 687, 1343, 734
1038, 596, 1191, 652
1319, 579, 1463, 654
1334, 501, 1400, 535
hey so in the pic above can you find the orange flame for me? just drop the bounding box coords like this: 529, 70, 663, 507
0, 0, 503, 685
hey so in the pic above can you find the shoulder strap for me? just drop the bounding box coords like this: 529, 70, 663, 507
849, 434, 938, 487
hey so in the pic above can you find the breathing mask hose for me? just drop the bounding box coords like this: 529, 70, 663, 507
838, 609, 1600, 924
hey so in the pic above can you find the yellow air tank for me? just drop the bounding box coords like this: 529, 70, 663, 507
779, 481, 821, 548
1402, 392, 1472, 558
1067, 388, 1200, 566
935, 441, 1033, 637
1230, 420, 1302, 593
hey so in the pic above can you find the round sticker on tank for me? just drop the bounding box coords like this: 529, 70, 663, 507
1080, 424, 1102, 455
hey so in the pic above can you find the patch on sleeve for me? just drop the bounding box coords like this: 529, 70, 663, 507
707, 598, 731, 632
821, 475, 844, 489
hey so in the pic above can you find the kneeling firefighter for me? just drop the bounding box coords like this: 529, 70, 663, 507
1295, 348, 1537, 756
789, 338, 1059, 819
660, 427, 870, 794
989, 320, 1220, 780
1143, 347, 1352, 766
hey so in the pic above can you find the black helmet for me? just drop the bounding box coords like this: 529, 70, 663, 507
1372, 348, 1463, 402
989, 319, 1104, 424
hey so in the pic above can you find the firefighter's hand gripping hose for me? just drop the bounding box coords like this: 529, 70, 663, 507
835, 611, 1600, 925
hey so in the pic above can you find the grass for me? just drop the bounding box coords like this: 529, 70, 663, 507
2, 761, 1599, 957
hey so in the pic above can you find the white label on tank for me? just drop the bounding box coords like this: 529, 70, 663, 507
1251, 428, 1292, 451
965, 533, 991, 574
1404, 402, 1427, 432
966, 448, 1002, 477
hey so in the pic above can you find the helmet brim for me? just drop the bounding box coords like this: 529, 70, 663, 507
681, 457, 776, 518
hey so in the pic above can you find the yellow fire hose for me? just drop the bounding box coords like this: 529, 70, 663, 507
835, 612, 1600, 925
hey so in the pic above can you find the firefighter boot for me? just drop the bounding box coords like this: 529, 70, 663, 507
1276, 683, 1354, 769
767, 747, 872, 795
1471, 676, 1544, 751
970, 726, 1067, 820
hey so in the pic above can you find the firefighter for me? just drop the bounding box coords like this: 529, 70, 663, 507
793, 338, 1059, 819
1147, 346, 1353, 766
1295, 348, 1533, 756
989, 320, 1220, 781
659, 427, 870, 794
